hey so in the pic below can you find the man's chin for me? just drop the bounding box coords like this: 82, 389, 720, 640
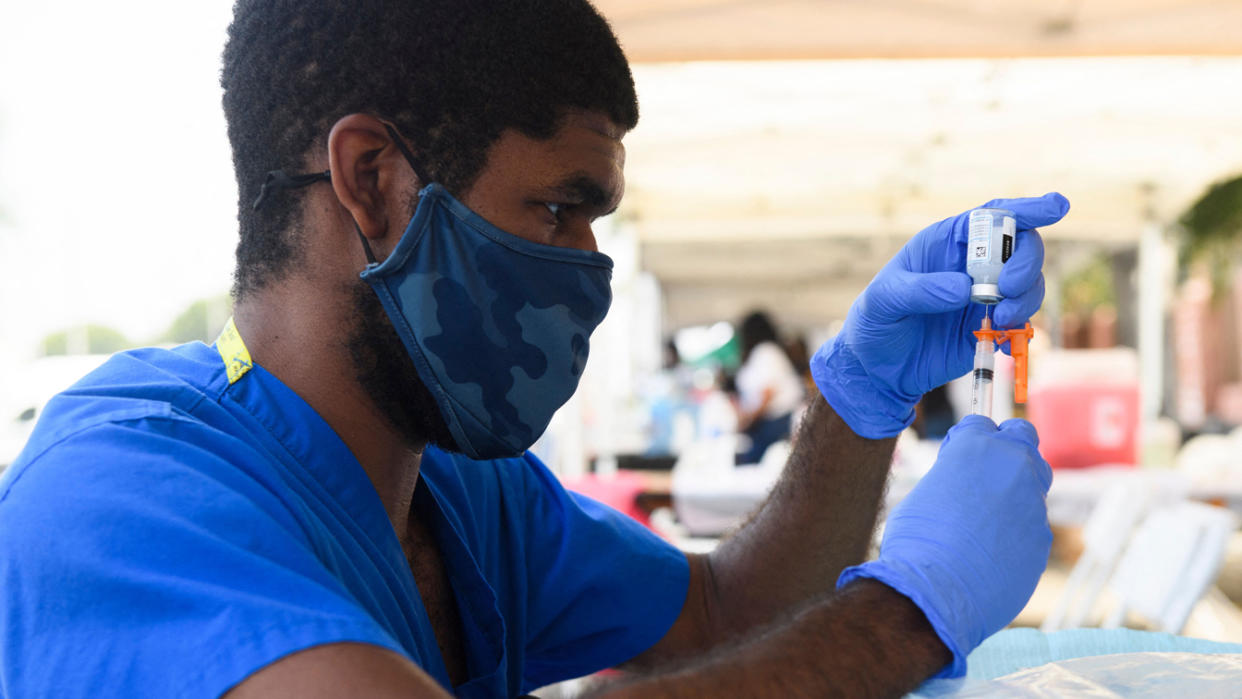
347, 284, 461, 453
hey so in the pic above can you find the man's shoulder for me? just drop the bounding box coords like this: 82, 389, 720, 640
4, 343, 239, 489
0, 348, 399, 699
0, 344, 308, 560
68, 342, 227, 401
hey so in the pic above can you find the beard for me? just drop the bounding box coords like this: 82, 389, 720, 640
346, 280, 460, 453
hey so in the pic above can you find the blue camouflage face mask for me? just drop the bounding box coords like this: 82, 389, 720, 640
352, 125, 614, 459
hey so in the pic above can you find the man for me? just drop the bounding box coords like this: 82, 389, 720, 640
0, 1, 1067, 697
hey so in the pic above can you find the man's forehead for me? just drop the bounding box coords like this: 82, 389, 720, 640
482, 109, 626, 210
563, 109, 627, 141
558, 122, 625, 213
539, 111, 627, 188
556, 116, 627, 176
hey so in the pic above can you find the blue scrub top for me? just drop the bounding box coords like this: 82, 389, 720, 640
0, 341, 688, 698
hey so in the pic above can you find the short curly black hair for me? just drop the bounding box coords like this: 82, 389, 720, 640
221, 0, 638, 299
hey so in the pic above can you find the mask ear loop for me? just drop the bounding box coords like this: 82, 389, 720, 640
252, 123, 428, 266
354, 222, 379, 265
355, 123, 433, 267
382, 123, 432, 186
251, 169, 331, 211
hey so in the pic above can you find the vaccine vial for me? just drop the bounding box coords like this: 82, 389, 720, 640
966, 208, 1016, 304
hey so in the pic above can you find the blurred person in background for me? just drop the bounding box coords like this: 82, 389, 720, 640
734, 310, 805, 464
0, 1, 1067, 697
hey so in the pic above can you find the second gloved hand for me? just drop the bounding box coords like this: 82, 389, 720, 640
812, 193, 1069, 439
838, 416, 1053, 678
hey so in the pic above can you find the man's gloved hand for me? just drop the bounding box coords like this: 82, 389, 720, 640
838, 416, 1053, 678
812, 193, 1070, 439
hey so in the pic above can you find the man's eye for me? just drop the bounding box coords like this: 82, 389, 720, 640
544, 202, 563, 219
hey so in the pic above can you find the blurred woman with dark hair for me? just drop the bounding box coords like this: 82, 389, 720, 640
735, 311, 804, 464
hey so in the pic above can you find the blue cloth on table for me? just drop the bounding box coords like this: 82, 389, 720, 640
967, 627, 1242, 680
909, 628, 1242, 697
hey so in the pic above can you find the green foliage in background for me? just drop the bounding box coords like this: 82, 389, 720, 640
1178, 173, 1242, 294
37, 293, 234, 356
158, 294, 234, 345
40, 325, 133, 356
1060, 254, 1116, 317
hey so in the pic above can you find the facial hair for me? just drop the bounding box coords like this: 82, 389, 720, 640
346, 280, 461, 453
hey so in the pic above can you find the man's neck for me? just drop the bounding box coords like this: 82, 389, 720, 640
233, 288, 422, 534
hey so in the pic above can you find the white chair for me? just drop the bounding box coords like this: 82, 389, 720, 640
1041, 480, 1156, 631
1102, 501, 1239, 633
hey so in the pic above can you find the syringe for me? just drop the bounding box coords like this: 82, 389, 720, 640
970, 325, 995, 418
970, 315, 1035, 419
966, 206, 1033, 418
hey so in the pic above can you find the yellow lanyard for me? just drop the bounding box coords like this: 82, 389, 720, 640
214, 316, 254, 385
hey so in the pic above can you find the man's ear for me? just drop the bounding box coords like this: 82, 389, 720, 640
327, 114, 410, 243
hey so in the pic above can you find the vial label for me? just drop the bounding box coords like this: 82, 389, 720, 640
968, 212, 991, 261
1000, 216, 1015, 262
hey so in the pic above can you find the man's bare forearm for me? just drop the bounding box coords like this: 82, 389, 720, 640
706, 394, 895, 636
596, 579, 951, 698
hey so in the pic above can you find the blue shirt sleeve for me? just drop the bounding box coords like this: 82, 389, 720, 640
0, 412, 407, 699
517, 453, 690, 690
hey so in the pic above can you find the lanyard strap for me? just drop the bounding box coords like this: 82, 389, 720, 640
215, 316, 254, 385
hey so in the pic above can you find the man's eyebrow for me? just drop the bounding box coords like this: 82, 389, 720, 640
549, 174, 622, 216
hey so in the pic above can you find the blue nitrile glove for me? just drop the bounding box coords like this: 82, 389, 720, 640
812, 193, 1070, 438
838, 416, 1053, 678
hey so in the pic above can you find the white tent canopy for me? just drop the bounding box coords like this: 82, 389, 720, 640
595, 0, 1242, 62
620, 57, 1242, 328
